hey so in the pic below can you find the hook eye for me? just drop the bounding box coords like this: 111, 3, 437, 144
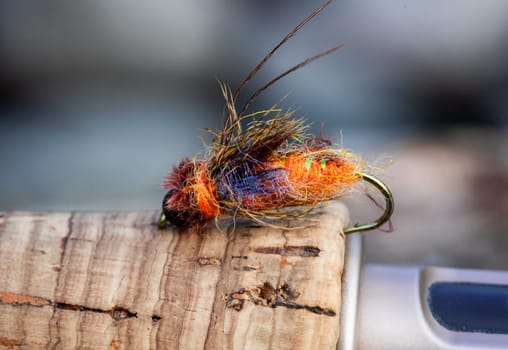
343, 173, 394, 234
158, 212, 167, 229
158, 189, 174, 229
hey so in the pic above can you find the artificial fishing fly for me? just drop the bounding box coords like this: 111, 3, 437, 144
159, 0, 394, 233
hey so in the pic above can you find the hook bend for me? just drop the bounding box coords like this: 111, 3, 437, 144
343, 173, 394, 234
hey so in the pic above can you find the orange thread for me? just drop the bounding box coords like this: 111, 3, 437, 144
183, 163, 221, 220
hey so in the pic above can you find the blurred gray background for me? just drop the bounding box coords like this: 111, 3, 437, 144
1, 0, 507, 269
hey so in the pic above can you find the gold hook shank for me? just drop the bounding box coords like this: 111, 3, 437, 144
343, 173, 394, 234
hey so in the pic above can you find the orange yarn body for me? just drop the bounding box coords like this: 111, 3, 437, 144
281, 151, 359, 201
174, 150, 360, 221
